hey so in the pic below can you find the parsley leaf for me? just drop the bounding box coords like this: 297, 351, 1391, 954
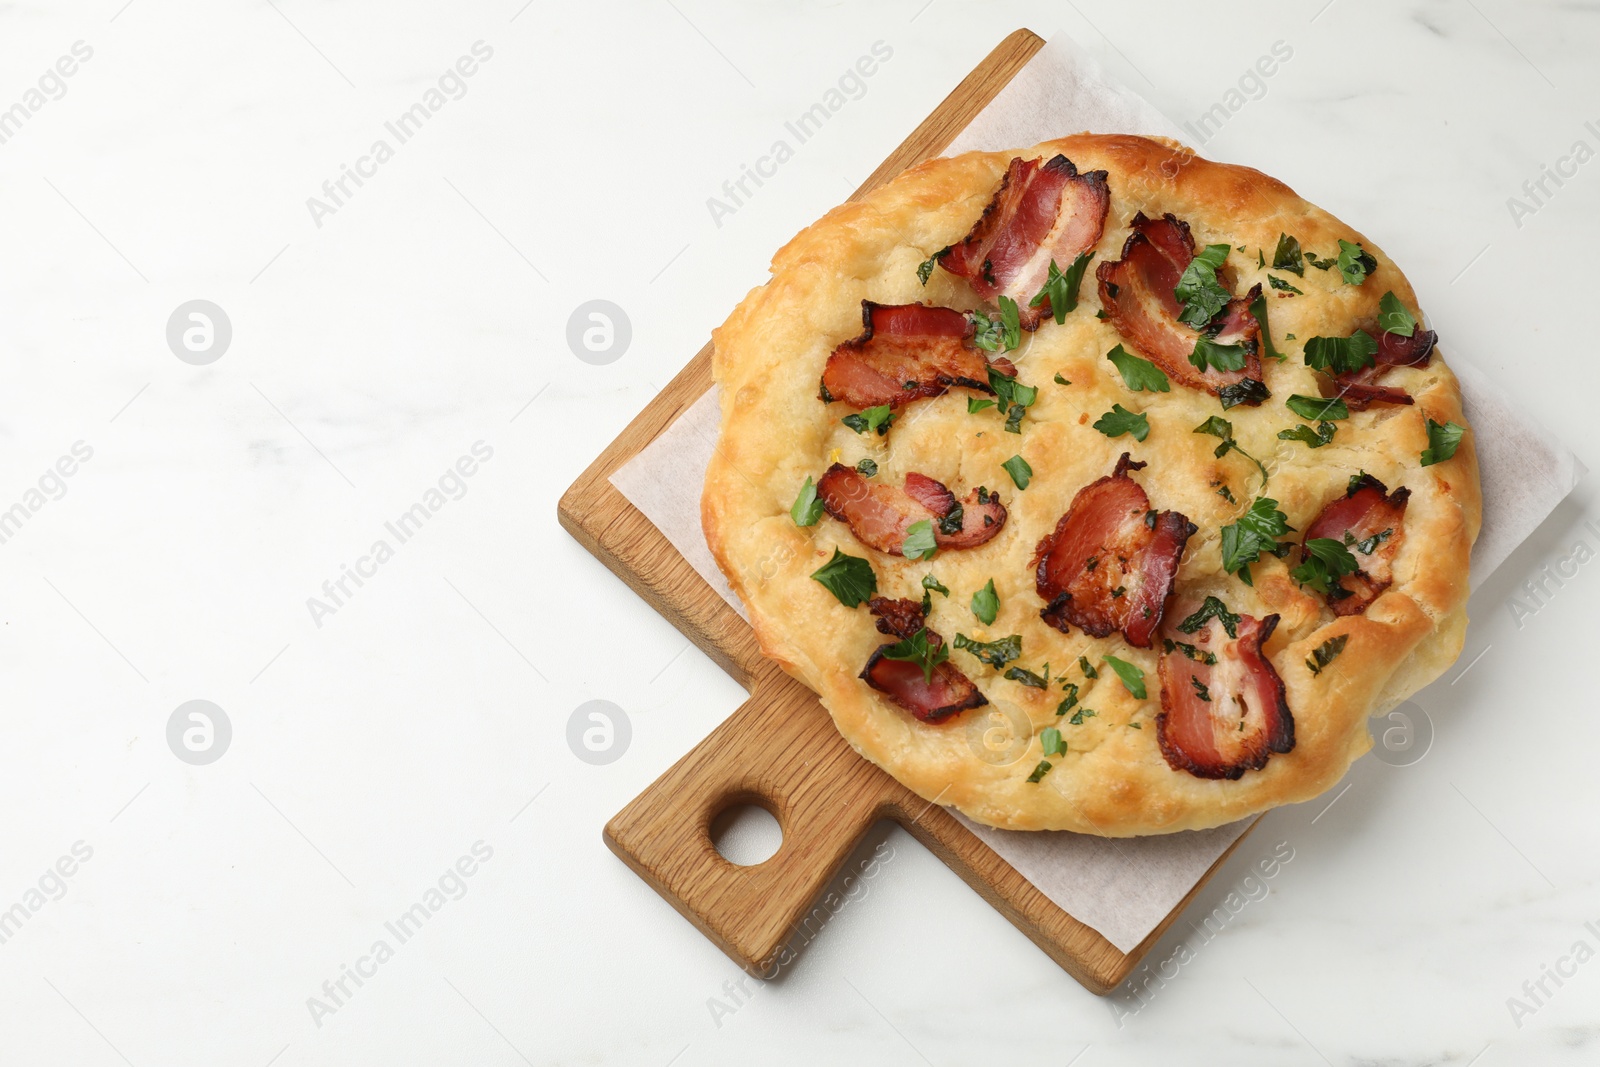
1053, 372, 1071, 386
1102, 655, 1147, 699
916, 246, 949, 286
1218, 378, 1270, 409
988, 366, 1037, 434
1078, 655, 1098, 679
1006, 666, 1049, 689
1107, 344, 1171, 392
1285, 395, 1349, 421
790, 476, 823, 526
920, 573, 949, 614
1069, 705, 1097, 725
842, 404, 895, 436
997, 296, 1022, 349
971, 312, 1005, 352
1002, 454, 1032, 490
1249, 289, 1285, 362
881, 627, 949, 683
902, 520, 938, 561
953, 632, 1021, 668
1271, 233, 1304, 276
1278, 421, 1338, 449
1336, 239, 1377, 285
971, 578, 999, 625
1220, 497, 1293, 585
1174, 243, 1233, 328
1030, 252, 1095, 324
1194, 416, 1269, 487
968, 397, 996, 414
1303, 330, 1378, 376
1421, 419, 1465, 466
1190, 336, 1248, 374
1377, 291, 1416, 337
855, 458, 878, 476
1177, 596, 1240, 639
811, 549, 877, 607
1306, 634, 1349, 675
1293, 537, 1359, 594
1268, 274, 1303, 295
1093, 404, 1150, 442
1056, 683, 1079, 717
1026, 760, 1053, 783
1040, 726, 1066, 758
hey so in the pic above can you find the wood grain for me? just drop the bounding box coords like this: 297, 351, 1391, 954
558, 28, 1252, 994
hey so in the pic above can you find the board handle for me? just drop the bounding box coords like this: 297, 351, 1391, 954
603, 666, 900, 974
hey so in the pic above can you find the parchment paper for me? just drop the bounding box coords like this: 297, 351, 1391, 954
608, 35, 1584, 954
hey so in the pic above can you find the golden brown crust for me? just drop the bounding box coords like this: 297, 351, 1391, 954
703, 134, 1481, 835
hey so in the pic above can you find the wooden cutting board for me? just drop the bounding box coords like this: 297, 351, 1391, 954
557, 28, 1252, 994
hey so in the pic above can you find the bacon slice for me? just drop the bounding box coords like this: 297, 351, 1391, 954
816, 464, 1006, 556
860, 597, 987, 723
1032, 454, 1196, 648
1096, 213, 1267, 403
939, 154, 1110, 328
1156, 604, 1294, 779
821, 302, 1010, 410
1325, 326, 1438, 410
1302, 474, 1410, 615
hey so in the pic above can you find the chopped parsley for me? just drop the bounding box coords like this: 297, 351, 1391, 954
855, 458, 878, 476
1164, 638, 1218, 666
1377, 290, 1416, 337
1030, 252, 1095, 323
811, 549, 876, 607
971, 578, 999, 625
1189, 335, 1248, 374
988, 366, 1038, 434
1218, 378, 1270, 409
1271, 233, 1304, 276
1190, 676, 1212, 702
968, 396, 996, 414
1306, 634, 1349, 675
1194, 416, 1269, 487
1293, 537, 1360, 594
901, 520, 938, 561
1056, 683, 1079, 717
1040, 726, 1066, 758
1107, 344, 1171, 392
1336, 239, 1377, 285
919, 573, 949, 614
1054, 372, 1071, 386
974, 297, 1023, 352
1102, 655, 1147, 700
1093, 404, 1150, 442
1249, 289, 1285, 362
1303, 330, 1378, 376
1174, 242, 1233, 328
1026, 760, 1053, 783
1349, 527, 1392, 555
842, 404, 895, 436
916, 246, 949, 286
790, 476, 823, 526
1285, 395, 1349, 421
1078, 655, 1098, 679
881, 627, 948, 683
1220, 497, 1293, 586
1177, 596, 1240, 639
1005, 665, 1049, 689
1421, 419, 1466, 467
1001, 454, 1033, 490
1068, 705, 1097, 725
1278, 421, 1337, 449
953, 632, 1021, 668
1267, 274, 1302, 295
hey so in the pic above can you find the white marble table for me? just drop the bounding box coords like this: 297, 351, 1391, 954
0, 1, 1595, 1064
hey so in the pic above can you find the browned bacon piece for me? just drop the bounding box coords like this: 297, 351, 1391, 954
1156, 600, 1294, 780
820, 302, 1012, 410
1326, 326, 1438, 410
816, 464, 1006, 556
1302, 474, 1410, 615
1032, 454, 1195, 648
860, 597, 987, 723
1096, 213, 1267, 403
938, 154, 1110, 328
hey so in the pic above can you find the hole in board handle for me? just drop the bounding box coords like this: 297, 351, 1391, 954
710, 801, 783, 866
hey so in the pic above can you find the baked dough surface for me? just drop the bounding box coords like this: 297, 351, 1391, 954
703, 134, 1480, 835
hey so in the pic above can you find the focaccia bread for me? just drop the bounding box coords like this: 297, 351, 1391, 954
703, 133, 1479, 835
